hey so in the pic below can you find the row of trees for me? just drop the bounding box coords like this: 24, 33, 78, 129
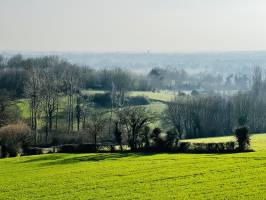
148, 67, 250, 91
165, 66, 266, 139
0, 54, 150, 98
1, 54, 252, 98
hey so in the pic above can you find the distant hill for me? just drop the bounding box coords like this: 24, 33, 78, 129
2, 51, 266, 74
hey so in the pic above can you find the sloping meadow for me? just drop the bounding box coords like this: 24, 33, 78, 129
0, 134, 265, 199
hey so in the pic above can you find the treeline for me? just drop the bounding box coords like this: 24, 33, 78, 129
148, 67, 250, 91
0, 54, 251, 98
165, 67, 266, 138
0, 54, 150, 98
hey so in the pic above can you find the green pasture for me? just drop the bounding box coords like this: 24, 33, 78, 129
0, 134, 265, 199
82, 90, 175, 102
12, 91, 168, 130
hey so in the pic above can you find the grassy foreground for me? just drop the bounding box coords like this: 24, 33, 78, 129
0, 134, 266, 200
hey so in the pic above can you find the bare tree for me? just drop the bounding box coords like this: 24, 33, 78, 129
164, 96, 186, 139
252, 66, 262, 96
117, 106, 154, 151
42, 69, 58, 143
85, 112, 107, 149
63, 65, 80, 134
108, 68, 131, 136
25, 66, 43, 144
0, 89, 12, 127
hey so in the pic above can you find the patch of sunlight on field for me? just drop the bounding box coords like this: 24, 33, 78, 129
129, 90, 175, 102
82, 89, 106, 95
0, 134, 266, 200
181, 133, 266, 151
14, 99, 30, 119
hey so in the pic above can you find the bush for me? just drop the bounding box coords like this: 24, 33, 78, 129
226, 142, 235, 151
92, 92, 112, 107
51, 134, 83, 145
0, 122, 31, 157
113, 121, 123, 150
127, 96, 150, 106
179, 142, 191, 152
179, 141, 236, 153
235, 126, 250, 151
141, 126, 151, 148
165, 129, 178, 148
151, 127, 163, 147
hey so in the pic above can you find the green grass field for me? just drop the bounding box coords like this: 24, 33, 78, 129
129, 90, 175, 102
13, 90, 169, 130
83, 90, 175, 102
0, 134, 265, 199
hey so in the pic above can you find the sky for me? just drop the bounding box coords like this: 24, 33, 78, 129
1, 0, 266, 52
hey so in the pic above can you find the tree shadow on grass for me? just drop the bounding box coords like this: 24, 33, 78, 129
22, 153, 155, 166
21, 154, 67, 163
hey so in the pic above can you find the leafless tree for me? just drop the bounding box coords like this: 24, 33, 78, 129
62, 65, 80, 134
25, 66, 43, 144
117, 106, 154, 151
85, 112, 107, 149
42, 69, 58, 143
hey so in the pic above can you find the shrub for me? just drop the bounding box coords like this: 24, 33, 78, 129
165, 129, 178, 148
235, 126, 250, 151
179, 142, 191, 152
151, 127, 163, 147
51, 134, 83, 145
92, 92, 112, 107
127, 96, 150, 106
225, 141, 235, 151
193, 143, 207, 151
0, 122, 31, 157
182, 141, 236, 153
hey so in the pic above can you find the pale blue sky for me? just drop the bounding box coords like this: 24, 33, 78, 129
1, 0, 266, 52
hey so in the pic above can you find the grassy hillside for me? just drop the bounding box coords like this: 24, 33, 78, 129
0, 134, 265, 199
13, 90, 169, 130
129, 90, 175, 102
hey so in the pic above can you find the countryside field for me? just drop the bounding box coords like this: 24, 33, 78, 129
0, 134, 265, 200
13, 90, 170, 130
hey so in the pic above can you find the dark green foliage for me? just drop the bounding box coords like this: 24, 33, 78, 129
226, 141, 235, 151
92, 92, 112, 107
50, 134, 83, 146
59, 144, 96, 153
149, 128, 179, 151
179, 142, 191, 152
235, 126, 250, 151
178, 141, 236, 153
92, 93, 150, 107
165, 129, 178, 148
151, 127, 162, 146
126, 96, 150, 106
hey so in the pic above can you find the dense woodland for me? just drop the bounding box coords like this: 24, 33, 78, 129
0, 54, 264, 154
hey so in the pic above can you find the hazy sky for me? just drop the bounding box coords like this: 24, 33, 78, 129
1, 0, 266, 52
